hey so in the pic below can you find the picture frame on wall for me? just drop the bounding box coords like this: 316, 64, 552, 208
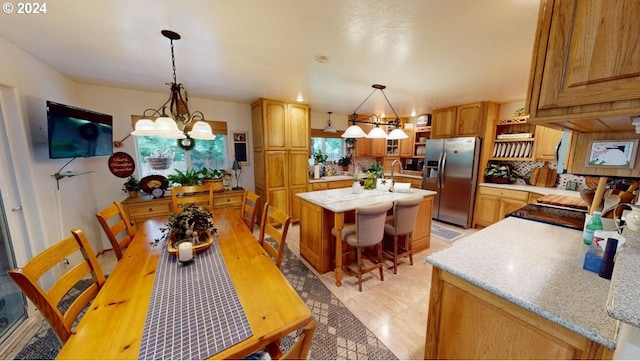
586, 139, 638, 168
233, 131, 249, 166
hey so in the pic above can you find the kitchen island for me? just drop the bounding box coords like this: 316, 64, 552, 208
297, 187, 436, 286
425, 216, 617, 359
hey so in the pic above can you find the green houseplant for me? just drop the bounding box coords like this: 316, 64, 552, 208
367, 162, 384, 178
199, 167, 226, 192
122, 175, 140, 197
312, 149, 328, 164
337, 155, 352, 171
167, 168, 202, 186
484, 162, 517, 184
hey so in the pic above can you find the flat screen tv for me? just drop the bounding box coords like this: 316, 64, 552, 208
47, 101, 113, 159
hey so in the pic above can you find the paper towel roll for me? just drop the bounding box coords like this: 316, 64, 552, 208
393, 183, 411, 193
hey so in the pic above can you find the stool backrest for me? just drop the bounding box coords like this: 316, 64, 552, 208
392, 196, 422, 235
355, 201, 393, 247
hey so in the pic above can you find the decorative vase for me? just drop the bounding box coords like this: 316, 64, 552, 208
313, 164, 320, 179
128, 191, 138, 198
352, 181, 363, 194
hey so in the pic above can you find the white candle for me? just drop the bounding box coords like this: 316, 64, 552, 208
178, 242, 193, 262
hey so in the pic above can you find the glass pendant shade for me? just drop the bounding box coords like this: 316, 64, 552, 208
154, 117, 186, 139
323, 123, 336, 133
366, 126, 388, 139
342, 124, 367, 138
188, 121, 216, 140
387, 128, 409, 140
131, 118, 157, 136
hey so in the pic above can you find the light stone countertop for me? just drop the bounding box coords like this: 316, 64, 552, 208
606, 230, 640, 328
426, 217, 618, 349
296, 187, 436, 213
479, 182, 584, 197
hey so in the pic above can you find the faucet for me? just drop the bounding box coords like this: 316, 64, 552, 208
390, 159, 403, 189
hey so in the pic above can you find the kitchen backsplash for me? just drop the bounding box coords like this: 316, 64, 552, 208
509, 161, 587, 190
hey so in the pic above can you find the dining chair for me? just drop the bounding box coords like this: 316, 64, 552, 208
96, 201, 135, 260
383, 196, 422, 274
171, 183, 214, 213
258, 202, 291, 269
240, 190, 261, 231
331, 201, 393, 291
7, 229, 106, 344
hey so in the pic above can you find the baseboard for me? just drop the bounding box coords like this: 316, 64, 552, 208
0, 314, 42, 358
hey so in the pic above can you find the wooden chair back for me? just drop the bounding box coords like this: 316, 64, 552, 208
258, 202, 291, 269
280, 318, 317, 359
240, 190, 261, 231
96, 201, 135, 260
7, 229, 106, 344
171, 184, 214, 213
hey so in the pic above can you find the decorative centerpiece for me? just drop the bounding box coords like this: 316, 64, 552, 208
160, 205, 217, 255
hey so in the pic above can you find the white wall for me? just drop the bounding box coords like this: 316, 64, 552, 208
0, 35, 253, 260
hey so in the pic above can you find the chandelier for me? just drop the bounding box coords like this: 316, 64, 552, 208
341, 84, 408, 140
130, 30, 214, 142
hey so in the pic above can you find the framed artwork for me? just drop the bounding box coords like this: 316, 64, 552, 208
233, 131, 249, 165
586, 139, 638, 168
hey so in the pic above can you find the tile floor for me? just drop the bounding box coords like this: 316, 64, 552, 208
0, 221, 472, 360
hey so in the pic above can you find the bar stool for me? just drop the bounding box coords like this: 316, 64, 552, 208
331, 201, 393, 291
384, 196, 422, 274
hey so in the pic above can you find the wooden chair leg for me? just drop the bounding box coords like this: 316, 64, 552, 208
378, 243, 384, 282
408, 233, 414, 265
357, 246, 363, 292
393, 234, 399, 274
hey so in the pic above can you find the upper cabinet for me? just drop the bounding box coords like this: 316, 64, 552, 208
526, 0, 640, 132
431, 102, 499, 139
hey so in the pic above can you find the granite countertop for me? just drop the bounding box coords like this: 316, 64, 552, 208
426, 217, 618, 349
297, 187, 436, 213
480, 182, 583, 197
606, 229, 640, 328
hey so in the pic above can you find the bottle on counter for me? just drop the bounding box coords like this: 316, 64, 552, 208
583, 211, 603, 245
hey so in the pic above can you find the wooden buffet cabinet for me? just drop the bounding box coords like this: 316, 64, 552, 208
121, 189, 245, 228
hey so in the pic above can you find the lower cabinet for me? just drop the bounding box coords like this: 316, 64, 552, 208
473, 186, 528, 228
425, 268, 613, 359
121, 189, 245, 229
308, 179, 353, 191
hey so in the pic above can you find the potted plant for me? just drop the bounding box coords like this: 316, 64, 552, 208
484, 162, 517, 184
158, 204, 217, 253
337, 155, 352, 172
199, 167, 226, 192
367, 162, 384, 179
312, 149, 328, 164
122, 175, 140, 198
167, 168, 202, 186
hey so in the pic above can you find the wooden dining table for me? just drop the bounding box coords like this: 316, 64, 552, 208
57, 208, 311, 360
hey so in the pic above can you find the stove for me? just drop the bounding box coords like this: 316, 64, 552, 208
506, 203, 586, 230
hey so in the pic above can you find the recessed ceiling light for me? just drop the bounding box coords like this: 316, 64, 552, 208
314, 55, 329, 63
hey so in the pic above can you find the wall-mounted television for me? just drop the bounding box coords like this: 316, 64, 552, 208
47, 101, 113, 159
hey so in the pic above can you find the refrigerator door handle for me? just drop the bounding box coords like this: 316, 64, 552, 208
439, 152, 447, 190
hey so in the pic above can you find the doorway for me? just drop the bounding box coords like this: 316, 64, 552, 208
0, 90, 28, 343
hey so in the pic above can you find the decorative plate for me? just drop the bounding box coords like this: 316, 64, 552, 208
139, 175, 169, 194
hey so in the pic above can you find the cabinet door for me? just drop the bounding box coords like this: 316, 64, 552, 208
431, 107, 457, 138
265, 151, 288, 189
354, 124, 371, 157
288, 103, 309, 150
528, 0, 640, 125
499, 199, 528, 221
456, 103, 484, 137
371, 127, 386, 157
473, 194, 502, 227
263, 100, 287, 150
533, 126, 562, 161
399, 128, 414, 157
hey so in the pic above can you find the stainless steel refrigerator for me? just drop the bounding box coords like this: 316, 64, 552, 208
421, 137, 481, 228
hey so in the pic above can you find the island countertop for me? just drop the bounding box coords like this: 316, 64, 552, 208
426, 216, 618, 349
296, 187, 437, 213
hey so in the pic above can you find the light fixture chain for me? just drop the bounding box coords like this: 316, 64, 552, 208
352, 88, 377, 114
380, 89, 400, 120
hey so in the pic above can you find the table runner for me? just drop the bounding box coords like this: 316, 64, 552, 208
138, 239, 252, 360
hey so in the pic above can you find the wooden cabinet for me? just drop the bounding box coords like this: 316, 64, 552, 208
425, 268, 613, 359
533, 126, 563, 161
473, 186, 528, 228
353, 124, 372, 157
526, 0, 640, 132
566, 130, 640, 178
252, 98, 310, 223
308, 179, 353, 191
432, 102, 499, 139
431, 106, 457, 138
399, 127, 414, 158
121, 190, 245, 228
413, 126, 430, 157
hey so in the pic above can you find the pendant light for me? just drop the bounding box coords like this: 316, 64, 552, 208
341, 84, 408, 139
323, 111, 337, 133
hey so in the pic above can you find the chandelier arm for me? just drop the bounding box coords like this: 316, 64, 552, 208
142, 108, 164, 118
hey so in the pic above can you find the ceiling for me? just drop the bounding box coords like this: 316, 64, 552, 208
0, 0, 541, 117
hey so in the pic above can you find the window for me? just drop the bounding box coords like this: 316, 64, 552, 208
131, 116, 229, 178
311, 137, 345, 164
